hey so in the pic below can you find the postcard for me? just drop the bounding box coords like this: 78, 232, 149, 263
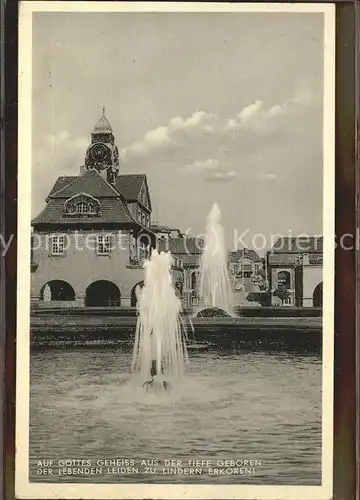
16, 2, 335, 499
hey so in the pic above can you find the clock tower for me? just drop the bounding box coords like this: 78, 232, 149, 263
84, 108, 120, 183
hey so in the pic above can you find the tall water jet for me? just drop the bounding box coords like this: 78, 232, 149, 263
198, 203, 234, 314
131, 249, 188, 390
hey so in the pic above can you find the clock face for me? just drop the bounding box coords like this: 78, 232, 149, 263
90, 144, 110, 164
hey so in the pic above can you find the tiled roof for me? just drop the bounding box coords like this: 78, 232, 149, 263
33, 169, 135, 227
32, 197, 135, 226
48, 176, 77, 197
229, 248, 261, 263
34, 168, 154, 228
150, 224, 171, 233
48, 172, 149, 204
48, 169, 120, 199
271, 236, 323, 253
157, 237, 203, 255
115, 174, 146, 201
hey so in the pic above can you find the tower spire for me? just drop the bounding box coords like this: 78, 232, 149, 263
92, 109, 112, 134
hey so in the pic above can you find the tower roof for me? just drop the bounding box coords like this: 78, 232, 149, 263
93, 108, 112, 134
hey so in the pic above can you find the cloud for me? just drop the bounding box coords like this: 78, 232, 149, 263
181, 158, 237, 182
122, 84, 314, 173
169, 111, 217, 131
32, 83, 317, 219
237, 100, 264, 123
225, 84, 313, 133
122, 110, 217, 159
226, 100, 288, 132
182, 158, 219, 172
205, 169, 237, 182
262, 173, 278, 180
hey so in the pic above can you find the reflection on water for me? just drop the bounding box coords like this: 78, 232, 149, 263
29, 346, 322, 485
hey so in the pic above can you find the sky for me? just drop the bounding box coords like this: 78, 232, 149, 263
31, 10, 325, 251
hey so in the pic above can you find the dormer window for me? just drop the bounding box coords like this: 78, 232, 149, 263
73, 201, 94, 214
63, 193, 100, 218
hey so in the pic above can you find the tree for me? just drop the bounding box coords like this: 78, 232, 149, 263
273, 287, 291, 306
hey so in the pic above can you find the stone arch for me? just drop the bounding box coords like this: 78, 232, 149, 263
40, 280, 75, 301
130, 281, 144, 307
313, 281, 323, 307
85, 280, 121, 307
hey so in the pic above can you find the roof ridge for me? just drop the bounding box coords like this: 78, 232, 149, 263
90, 168, 125, 198
92, 170, 141, 225
47, 171, 98, 198
49, 169, 123, 199
66, 191, 100, 203
119, 173, 146, 177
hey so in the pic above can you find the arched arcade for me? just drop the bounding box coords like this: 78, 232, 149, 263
85, 280, 121, 307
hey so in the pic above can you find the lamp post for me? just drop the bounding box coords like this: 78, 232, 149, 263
293, 254, 303, 307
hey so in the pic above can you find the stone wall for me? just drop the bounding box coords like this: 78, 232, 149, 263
31, 230, 145, 306
302, 266, 323, 307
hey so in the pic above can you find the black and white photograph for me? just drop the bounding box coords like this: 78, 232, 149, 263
16, 2, 335, 499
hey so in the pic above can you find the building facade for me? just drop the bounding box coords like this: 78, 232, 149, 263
157, 237, 202, 308
228, 249, 264, 284
228, 248, 268, 307
31, 111, 157, 308
267, 236, 323, 307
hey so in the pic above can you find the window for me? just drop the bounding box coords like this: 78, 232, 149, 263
96, 234, 111, 255
76, 202, 88, 214
142, 213, 146, 226
137, 208, 142, 222
278, 270, 291, 289
51, 235, 65, 255
239, 263, 252, 277
64, 194, 100, 217
240, 264, 252, 272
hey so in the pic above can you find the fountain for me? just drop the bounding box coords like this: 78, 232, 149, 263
43, 284, 52, 302
131, 249, 188, 391
198, 203, 234, 315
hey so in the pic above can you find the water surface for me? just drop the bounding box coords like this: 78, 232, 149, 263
30, 345, 322, 485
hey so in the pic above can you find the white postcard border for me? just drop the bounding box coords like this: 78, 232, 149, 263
16, 2, 336, 499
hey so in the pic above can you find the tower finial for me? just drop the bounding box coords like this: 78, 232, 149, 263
102, 106, 105, 115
